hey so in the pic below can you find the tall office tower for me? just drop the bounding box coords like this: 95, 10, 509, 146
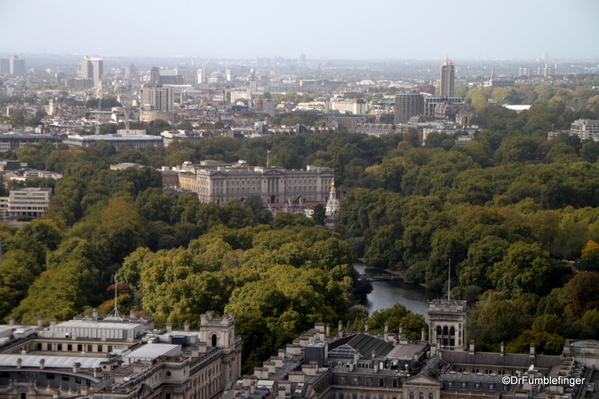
300, 53, 306, 64
226, 68, 232, 82
197, 68, 205, 84
141, 86, 173, 111
394, 92, 424, 124
9, 56, 25, 76
82, 57, 103, 87
148, 67, 161, 86
440, 58, 455, 98
519, 67, 531, 77
0, 59, 9, 75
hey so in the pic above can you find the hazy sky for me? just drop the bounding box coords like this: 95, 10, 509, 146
1, 0, 598, 60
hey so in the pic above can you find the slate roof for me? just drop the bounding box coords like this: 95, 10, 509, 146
439, 350, 562, 370
328, 334, 394, 359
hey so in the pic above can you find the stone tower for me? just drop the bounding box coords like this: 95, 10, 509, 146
199, 311, 236, 351
427, 299, 468, 350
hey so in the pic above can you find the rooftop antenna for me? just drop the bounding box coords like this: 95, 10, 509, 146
106, 273, 123, 321
448, 259, 451, 301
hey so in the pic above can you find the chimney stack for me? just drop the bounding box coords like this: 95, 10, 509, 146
166, 322, 172, 333
184, 321, 190, 332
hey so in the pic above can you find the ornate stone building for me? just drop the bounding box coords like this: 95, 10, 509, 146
0, 311, 241, 399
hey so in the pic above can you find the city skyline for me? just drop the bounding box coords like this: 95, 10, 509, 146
1, 0, 598, 60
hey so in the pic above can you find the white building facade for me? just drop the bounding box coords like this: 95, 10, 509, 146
177, 162, 334, 205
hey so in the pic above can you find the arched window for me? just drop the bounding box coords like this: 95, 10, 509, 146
409, 393, 414, 399
211, 334, 218, 347
450, 326, 455, 336
436, 326, 442, 336
419, 393, 424, 399
429, 394, 433, 399
443, 326, 448, 335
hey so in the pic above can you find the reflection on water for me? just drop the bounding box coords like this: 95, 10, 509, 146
353, 263, 438, 322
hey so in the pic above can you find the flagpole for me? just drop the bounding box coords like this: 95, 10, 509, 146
267, 149, 270, 167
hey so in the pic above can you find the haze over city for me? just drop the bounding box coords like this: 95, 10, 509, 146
1, 0, 599, 60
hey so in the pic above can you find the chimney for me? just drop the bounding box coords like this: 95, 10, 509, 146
129, 309, 137, 320
500, 342, 505, 356
469, 340, 475, 354
398, 324, 403, 337
8, 316, 15, 325
364, 321, 369, 333
421, 327, 426, 342
530, 343, 535, 357
250, 381, 256, 394
184, 321, 190, 332
338, 320, 343, 337
37, 315, 44, 327
73, 362, 81, 373
92, 308, 99, 320
371, 349, 376, 359
278, 349, 285, 358
166, 322, 172, 333
326, 324, 330, 337
16, 358, 22, 369
39, 359, 45, 369
50, 318, 57, 327
278, 386, 286, 399
384, 322, 389, 341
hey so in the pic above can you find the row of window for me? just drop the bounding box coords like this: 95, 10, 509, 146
446, 381, 508, 391
36, 342, 113, 352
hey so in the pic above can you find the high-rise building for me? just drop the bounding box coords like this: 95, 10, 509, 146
81, 57, 103, 87
440, 58, 455, 98
140, 67, 174, 122
394, 92, 424, 124
0, 59, 9, 75
8, 56, 25, 76
519, 67, 532, 76
197, 68, 205, 84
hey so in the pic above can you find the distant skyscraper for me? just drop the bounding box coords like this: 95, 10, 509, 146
394, 92, 424, 124
300, 53, 306, 64
519, 67, 532, 77
0, 59, 9, 75
82, 57, 103, 87
197, 68, 205, 84
226, 68, 232, 82
140, 66, 174, 122
440, 59, 455, 98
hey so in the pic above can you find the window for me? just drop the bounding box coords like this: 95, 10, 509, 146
419, 394, 423, 399
87, 345, 93, 352
47, 374, 55, 380
62, 376, 69, 381
475, 383, 480, 390
75, 377, 82, 384
77, 344, 83, 351
489, 384, 495, 390
67, 344, 72, 351
352, 377, 359, 385
392, 379, 398, 388
366, 377, 372, 386
409, 393, 414, 399
429, 395, 433, 399
379, 379, 385, 387
339, 377, 345, 384
447, 382, 453, 388
37, 343, 42, 350
57, 344, 62, 350
461, 382, 466, 389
